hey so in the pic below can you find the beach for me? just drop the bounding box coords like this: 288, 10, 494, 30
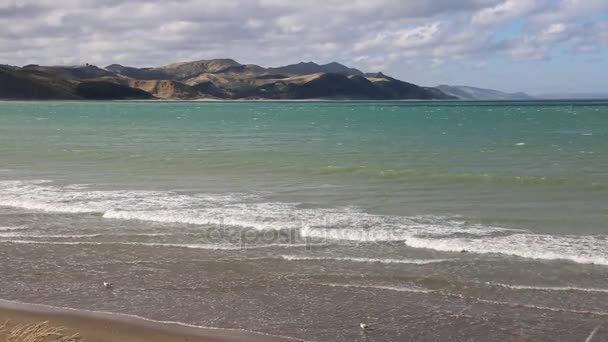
1, 100, 607, 341
0, 300, 290, 342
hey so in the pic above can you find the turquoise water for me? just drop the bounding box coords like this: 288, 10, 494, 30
2, 101, 608, 341
1, 101, 607, 233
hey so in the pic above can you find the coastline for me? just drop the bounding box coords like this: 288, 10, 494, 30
0, 299, 293, 342
1, 98, 605, 104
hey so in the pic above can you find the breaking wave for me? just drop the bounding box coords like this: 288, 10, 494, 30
279, 255, 451, 265
1, 180, 607, 265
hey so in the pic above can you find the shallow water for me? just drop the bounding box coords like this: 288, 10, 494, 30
1, 100, 607, 341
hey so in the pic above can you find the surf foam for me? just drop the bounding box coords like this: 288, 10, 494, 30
405, 234, 608, 265
316, 283, 434, 293
486, 282, 608, 294
279, 255, 451, 265
0, 239, 320, 250
2, 180, 608, 266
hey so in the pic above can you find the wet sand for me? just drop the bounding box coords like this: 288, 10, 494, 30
0, 300, 292, 342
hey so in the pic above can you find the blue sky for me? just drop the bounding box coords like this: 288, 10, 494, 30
1, 0, 606, 94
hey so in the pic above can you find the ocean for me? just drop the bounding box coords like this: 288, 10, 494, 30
1, 100, 607, 341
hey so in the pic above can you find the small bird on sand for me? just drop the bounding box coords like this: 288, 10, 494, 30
360, 323, 371, 330
103, 282, 113, 289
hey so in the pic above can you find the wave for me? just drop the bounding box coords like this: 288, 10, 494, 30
0, 240, 321, 250
0, 180, 516, 237
0, 232, 173, 239
2, 180, 608, 266
441, 293, 608, 317
472, 297, 608, 317
315, 282, 434, 293
405, 234, 608, 266
485, 282, 608, 294
0, 233, 103, 238
279, 255, 451, 265
0, 226, 28, 231
0, 180, 258, 214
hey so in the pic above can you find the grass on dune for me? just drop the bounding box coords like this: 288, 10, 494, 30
0, 320, 86, 342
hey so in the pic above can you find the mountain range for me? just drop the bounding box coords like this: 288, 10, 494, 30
0, 59, 531, 101
436, 85, 534, 100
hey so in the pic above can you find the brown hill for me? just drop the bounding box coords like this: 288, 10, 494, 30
75, 81, 154, 100
0, 66, 78, 99
127, 80, 203, 99
157, 59, 243, 80
0, 66, 153, 100
104, 59, 455, 100
267, 61, 365, 76
0, 60, 456, 100
23, 64, 116, 80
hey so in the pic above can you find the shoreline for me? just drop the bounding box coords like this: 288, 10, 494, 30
0, 98, 605, 104
0, 299, 294, 342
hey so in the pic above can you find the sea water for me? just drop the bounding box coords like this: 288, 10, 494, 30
1, 100, 607, 341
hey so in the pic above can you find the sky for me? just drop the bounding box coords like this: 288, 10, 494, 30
1, 0, 607, 94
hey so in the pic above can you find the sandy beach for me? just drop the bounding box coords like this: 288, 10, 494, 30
0, 300, 291, 342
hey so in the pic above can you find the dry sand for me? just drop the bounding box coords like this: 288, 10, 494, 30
0, 300, 292, 342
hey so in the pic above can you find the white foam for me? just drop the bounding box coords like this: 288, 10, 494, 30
0, 233, 103, 238
0, 226, 28, 232
316, 283, 434, 293
0, 180, 517, 241
279, 255, 451, 265
473, 297, 608, 316
486, 282, 608, 294
405, 234, 608, 265
0, 231, 173, 238
63, 184, 92, 190
0, 240, 318, 250
113, 233, 174, 237
3, 180, 608, 266
0, 180, 256, 215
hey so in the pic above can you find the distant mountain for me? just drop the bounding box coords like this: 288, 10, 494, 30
267, 61, 365, 77
0, 59, 456, 100
103, 59, 455, 100
436, 85, 534, 100
105, 64, 168, 80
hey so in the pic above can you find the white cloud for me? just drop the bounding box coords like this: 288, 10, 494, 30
472, 0, 539, 26
354, 32, 388, 52
544, 23, 566, 35
508, 41, 549, 61
0, 0, 605, 83
533, 0, 608, 24
395, 22, 441, 48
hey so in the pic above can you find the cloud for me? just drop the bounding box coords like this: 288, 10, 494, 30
395, 22, 442, 49
472, 0, 540, 26
0, 0, 606, 87
532, 0, 608, 24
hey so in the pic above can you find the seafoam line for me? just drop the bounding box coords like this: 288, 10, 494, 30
279, 255, 452, 265
315, 282, 435, 293
486, 282, 608, 294
0, 239, 328, 250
